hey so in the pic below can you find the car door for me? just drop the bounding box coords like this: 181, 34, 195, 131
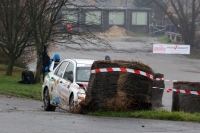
57, 62, 75, 109
63, 62, 75, 104
50, 61, 69, 105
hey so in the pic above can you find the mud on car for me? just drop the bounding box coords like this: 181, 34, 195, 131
42, 59, 94, 112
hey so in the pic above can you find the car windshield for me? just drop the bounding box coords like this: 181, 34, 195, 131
76, 66, 91, 82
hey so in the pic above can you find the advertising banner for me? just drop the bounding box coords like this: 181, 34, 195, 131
153, 44, 190, 54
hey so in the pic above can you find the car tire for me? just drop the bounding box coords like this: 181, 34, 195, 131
69, 94, 74, 113
43, 88, 56, 111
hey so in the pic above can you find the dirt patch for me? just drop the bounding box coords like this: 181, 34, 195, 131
95, 26, 134, 37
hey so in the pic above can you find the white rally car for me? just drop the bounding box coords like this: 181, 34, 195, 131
42, 59, 94, 112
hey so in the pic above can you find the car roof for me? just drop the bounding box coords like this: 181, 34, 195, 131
63, 59, 95, 64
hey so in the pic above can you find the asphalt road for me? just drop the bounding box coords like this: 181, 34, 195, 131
1, 95, 200, 133
2, 36, 200, 133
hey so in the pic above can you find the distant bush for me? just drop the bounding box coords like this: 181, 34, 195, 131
0, 46, 36, 69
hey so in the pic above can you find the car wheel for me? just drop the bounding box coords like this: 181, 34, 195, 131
69, 94, 74, 113
43, 89, 56, 111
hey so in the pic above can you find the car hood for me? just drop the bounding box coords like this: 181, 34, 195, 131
77, 82, 88, 89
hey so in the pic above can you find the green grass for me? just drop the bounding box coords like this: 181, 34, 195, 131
157, 35, 178, 44
88, 110, 200, 122
0, 65, 42, 100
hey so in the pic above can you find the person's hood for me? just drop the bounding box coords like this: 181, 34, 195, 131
105, 55, 110, 60
53, 54, 60, 60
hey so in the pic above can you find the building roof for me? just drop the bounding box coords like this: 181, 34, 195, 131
66, 0, 150, 10
63, 6, 150, 11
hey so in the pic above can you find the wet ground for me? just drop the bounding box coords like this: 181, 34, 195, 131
2, 36, 200, 133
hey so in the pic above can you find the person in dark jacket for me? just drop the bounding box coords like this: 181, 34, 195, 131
45, 54, 61, 72
19, 70, 34, 84
42, 45, 50, 80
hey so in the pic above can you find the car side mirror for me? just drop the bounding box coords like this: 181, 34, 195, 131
68, 74, 73, 82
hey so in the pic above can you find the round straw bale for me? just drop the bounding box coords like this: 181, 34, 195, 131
172, 82, 200, 113
80, 60, 154, 111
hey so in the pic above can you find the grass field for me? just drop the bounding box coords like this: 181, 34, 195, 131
88, 110, 200, 122
0, 66, 42, 100
157, 35, 178, 44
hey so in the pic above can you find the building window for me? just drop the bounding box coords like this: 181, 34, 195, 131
132, 12, 147, 25
62, 10, 77, 25
86, 11, 101, 25
109, 11, 124, 25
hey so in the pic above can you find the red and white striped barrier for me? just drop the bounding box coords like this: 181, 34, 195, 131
153, 87, 200, 96
164, 80, 180, 82
91, 68, 189, 83
154, 78, 195, 82
166, 88, 200, 96
91, 68, 154, 80
153, 78, 164, 81
153, 78, 183, 82
152, 87, 165, 90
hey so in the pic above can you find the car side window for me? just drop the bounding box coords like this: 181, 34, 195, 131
54, 61, 68, 77
63, 62, 74, 80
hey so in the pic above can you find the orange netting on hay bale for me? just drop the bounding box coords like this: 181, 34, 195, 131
80, 60, 154, 112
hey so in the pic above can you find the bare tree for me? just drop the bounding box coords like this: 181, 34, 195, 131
0, 0, 111, 81
0, 0, 33, 76
27, 0, 112, 83
152, 0, 200, 47
26, 0, 68, 83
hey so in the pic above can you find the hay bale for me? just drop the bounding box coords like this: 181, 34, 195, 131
151, 73, 164, 107
172, 82, 200, 113
80, 60, 154, 111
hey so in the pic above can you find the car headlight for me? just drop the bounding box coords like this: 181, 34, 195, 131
77, 90, 86, 100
